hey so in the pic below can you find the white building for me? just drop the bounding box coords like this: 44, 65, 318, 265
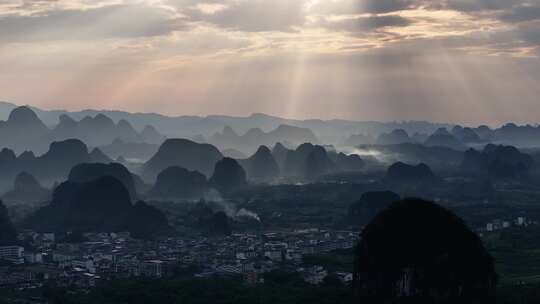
0, 246, 24, 264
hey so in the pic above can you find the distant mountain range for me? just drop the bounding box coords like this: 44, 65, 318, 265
0, 104, 165, 154
0, 101, 453, 143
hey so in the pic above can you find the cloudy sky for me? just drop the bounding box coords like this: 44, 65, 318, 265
0, 0, 539, 126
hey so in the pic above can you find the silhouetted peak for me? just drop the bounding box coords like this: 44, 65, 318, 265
68, 162, 137, 200
49, 176, 132, 220
0, 148, 16, 162
57, 114, 77, 127
242, 145, 280, 182
117, 119, 132, 128
425, 129, 465, 150
502, 123, 518, 129
385, 162, 435, 182
272, 142, 287, 154
222, 148, 247, 159
245, 128, 265, 138
116, 119, 137, 134
377, 129, 411, 145
89, 148, 112, 163
433, 127, 451, 136
94, 113, 115, 125
483, 143, 520, 155
296, 142, 316, 154
222, 126, 238, 137
249, 113, 272, 119
142, 125, 159, 135
451, 125, 464, 133
303, 146, 336, 178
18, 151, 36, 161
274, 124, 301, 133
477, 125, 492, 132
156, 139, 221, 157
210, 157, 247, 194
144, 138, 223, 180
254, 145, 272, 156
14, 172, 41, 191
8, 106, 42, 125
141, 125, 162, 142
391, 129, 409, 137
335, 152, 364, 171
48, 139, 88, 156
149, 166, 208, 200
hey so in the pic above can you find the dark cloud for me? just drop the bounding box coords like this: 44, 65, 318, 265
317, 15, 413, 34
499, 4, 540, 22
444, 0, 522, 12
310, 0, 416, 15
0, 4, 187, 43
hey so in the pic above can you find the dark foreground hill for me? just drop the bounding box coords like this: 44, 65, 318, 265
354, 198, 496, 303
26, 176, 170, 239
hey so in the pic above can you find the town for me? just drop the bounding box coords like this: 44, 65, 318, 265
0, 228, 357, 291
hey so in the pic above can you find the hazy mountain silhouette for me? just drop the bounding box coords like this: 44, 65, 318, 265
376, 129, 413, 145
35, 139, 93, 184
210, 157, 247, 194
26, 176, 170, 238
239, 146, 280, 183
461, 144, 534, 180
0, 102, 453, 144
140, 125, 165, 144
411, 132, 429, 143
210, 124, 318, 154
0, 200, 17, 246
424, 128, 467, 150
27, 176, 132, 232
451, 126, 482, 143
331, 152, 365, 172
491, 123, 540, 147
344, 133, 375, 146
6, 101, 540, 149
147, 166, 209, 201
354, 198, 496, 303
2, 172, 50, 204
369, 143, 463, 171
99, 139, 159, 163
89, 148, 113, 163
384, 162, 436, 184
52, 114, 145, 147
143, 138, 223, 181
0, 107, 164, 155
282, 143, 337, 179
222, 148, 248, 159
303, 145, 337, 179
68, 163, 138, 200
271, 142, 290, 170
0, 106, 51, 153
0, 139, 98, 191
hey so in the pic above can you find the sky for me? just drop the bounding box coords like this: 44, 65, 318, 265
0, 0, 539, 126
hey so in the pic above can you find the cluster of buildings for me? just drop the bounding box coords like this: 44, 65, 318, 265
0, 228, 358, 290
484, 216, 534, 232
